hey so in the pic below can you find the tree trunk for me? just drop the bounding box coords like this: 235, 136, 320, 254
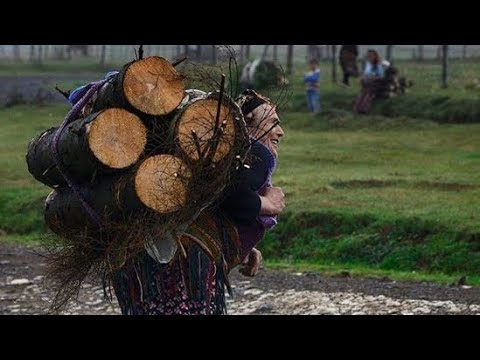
211, 45, 217, 65
386, 45, 393, 63
286, 45, 294, 75
45, 154, 191, 236
100, 45, 107, 66
37, 45, 43, 65
29, 45, 35, 62
331, 45, 337, 83
27, 108, 147, 188
262, 45, 270, 60
13, 45, 20, 62
245, 45, 251, 60
463, 45, 468, 59
184, 45, 189, 57
93, 56, 185, 116
441, 45, 449, 89
273, 45, 278, 62
307, 45, 320, 62
417, 45, 424, 62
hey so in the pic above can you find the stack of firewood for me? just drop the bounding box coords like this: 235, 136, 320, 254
27, 56, 249, 246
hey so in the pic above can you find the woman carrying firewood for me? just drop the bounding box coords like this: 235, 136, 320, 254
112, 89, 286, 315
28, 52, 285, 315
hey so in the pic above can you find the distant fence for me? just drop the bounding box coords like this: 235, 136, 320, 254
1, 45, 479, 88
2, 45, 480, 64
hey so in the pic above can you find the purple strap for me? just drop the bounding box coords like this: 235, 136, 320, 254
50, 79, 108, 225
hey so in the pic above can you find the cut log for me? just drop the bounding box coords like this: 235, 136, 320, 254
27, 108, 147, 188
135, 155, 191, 213
175, 95, 238, 163
44, 155, 191, 236
92, 56, 185, 116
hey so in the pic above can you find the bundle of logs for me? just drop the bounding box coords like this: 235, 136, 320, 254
27, 55, 249, 263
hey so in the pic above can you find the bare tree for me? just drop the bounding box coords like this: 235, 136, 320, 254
211, 45, 217, 65
37, 45, 43, 65
245, 45, 251, 61
29, 45, 35, 63
13, 45, 20, 62
100, 45, 107, 66
386, 45, 393, 63
417, 45, 424, 62
261, 45, 270, 60
441, 45, 449, 89
307, 45, 321, 62
286, 45, 294, 75
331, 45, 337, 83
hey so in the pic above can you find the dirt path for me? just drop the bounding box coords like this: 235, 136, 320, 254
1, 244, 479, 315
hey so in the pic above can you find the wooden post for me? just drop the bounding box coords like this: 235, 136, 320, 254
417, 45, 424, 62
386, 45, 393, 63
286, 45, 294, 76
331, 45, 337, 83
245, 45, 251, 61
100, 45, 107, 66
37, 45, 43, 65
261, 45, 270, 60
441, 45, 449, 89
211, 45, 217, 65
13, 45, 20, 62
29, 45, 35, 62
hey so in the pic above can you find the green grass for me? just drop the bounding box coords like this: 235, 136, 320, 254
1, 57, 480, 283
266, 260, 480, 286
285, 59, 480, 123
0, 59, 115, 77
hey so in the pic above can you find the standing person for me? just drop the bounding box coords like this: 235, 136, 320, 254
112, 90, 286, 315
354, 49, 387, 114
304, 59, 321, 115
339, 45, 359, 87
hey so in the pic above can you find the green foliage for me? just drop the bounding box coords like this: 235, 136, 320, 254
259, 211, 480, 275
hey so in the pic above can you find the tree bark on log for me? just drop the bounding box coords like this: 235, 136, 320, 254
44, 154, 191, 236
27, 108, 147, 188
92, 56, 185, 117
286, 45, 294, 76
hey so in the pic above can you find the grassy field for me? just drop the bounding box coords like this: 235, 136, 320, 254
1, 58, 480, 284
1, 104, 479, 283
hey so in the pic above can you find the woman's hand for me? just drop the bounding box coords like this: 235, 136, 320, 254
239, 248, 263, 277
260, 186, 285, 216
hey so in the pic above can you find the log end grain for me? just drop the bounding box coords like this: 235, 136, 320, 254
87, 108, 147, 169
123, 56, 185, 116
134, 155, 191, 214
176, 98, 236, 162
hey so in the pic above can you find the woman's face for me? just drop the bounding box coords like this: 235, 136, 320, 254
246, 103, 285, 158
367, 51, 378, 64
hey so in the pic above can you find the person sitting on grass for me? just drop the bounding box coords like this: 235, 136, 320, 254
304, 59, 321, 115
354, 49, 387, 115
